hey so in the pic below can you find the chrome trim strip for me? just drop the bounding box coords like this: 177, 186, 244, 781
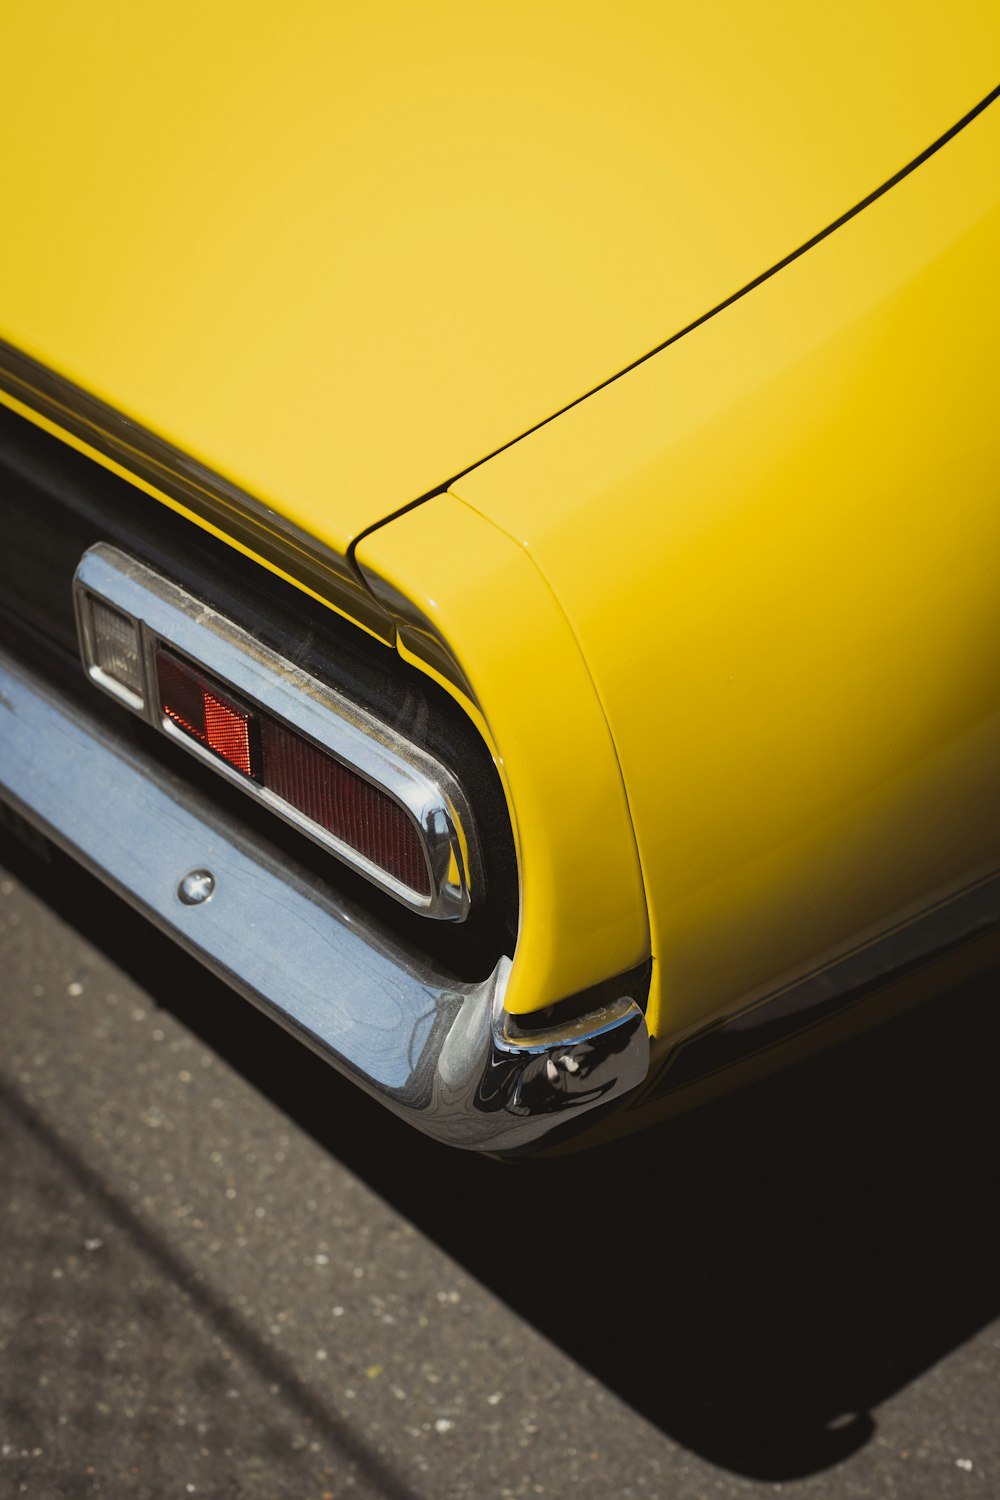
0, 647, 650, 1150
74, 543, 475, 920
0, 339, 394, 641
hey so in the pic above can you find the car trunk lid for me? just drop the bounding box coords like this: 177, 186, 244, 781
1, 1, 997, 566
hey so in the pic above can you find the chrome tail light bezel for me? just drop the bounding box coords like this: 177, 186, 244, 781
73, 543, 477, 920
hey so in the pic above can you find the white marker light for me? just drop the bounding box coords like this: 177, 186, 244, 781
85, 596, 145, 709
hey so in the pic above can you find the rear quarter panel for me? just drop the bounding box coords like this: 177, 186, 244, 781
444, 98, 1000, 1055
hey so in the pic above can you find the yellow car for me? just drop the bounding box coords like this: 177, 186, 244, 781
1, 5, 998, 1152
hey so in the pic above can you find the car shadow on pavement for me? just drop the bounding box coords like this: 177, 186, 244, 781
8, 837, 1000, 1483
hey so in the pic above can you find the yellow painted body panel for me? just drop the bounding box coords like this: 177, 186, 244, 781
1, 2, 999, 552
451, 97, 1000, 1046
356, 501, 649, 1015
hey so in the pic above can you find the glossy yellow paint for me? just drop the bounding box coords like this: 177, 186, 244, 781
2, 2, 999, 555
356, 500, 650, 1016
453, 97, 1000, 1047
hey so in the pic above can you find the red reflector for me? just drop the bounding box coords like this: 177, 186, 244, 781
157, 649, 256, 778
203, 691, 254, 776
260, 716, 430, 896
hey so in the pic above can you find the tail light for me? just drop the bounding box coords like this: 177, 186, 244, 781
74, 544, 475, 918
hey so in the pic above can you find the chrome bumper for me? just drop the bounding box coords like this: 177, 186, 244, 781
0, 647, 649, 1150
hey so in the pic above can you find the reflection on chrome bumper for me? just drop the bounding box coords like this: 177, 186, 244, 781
0, 648, 649, 1151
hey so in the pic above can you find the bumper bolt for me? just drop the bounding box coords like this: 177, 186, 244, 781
178, 869, 215, 905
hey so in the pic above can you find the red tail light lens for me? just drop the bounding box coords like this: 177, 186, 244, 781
155, 646, 430, 896
260, 716, 429, 895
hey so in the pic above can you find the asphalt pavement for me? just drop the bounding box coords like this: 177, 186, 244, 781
1, 836, 999, 1499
